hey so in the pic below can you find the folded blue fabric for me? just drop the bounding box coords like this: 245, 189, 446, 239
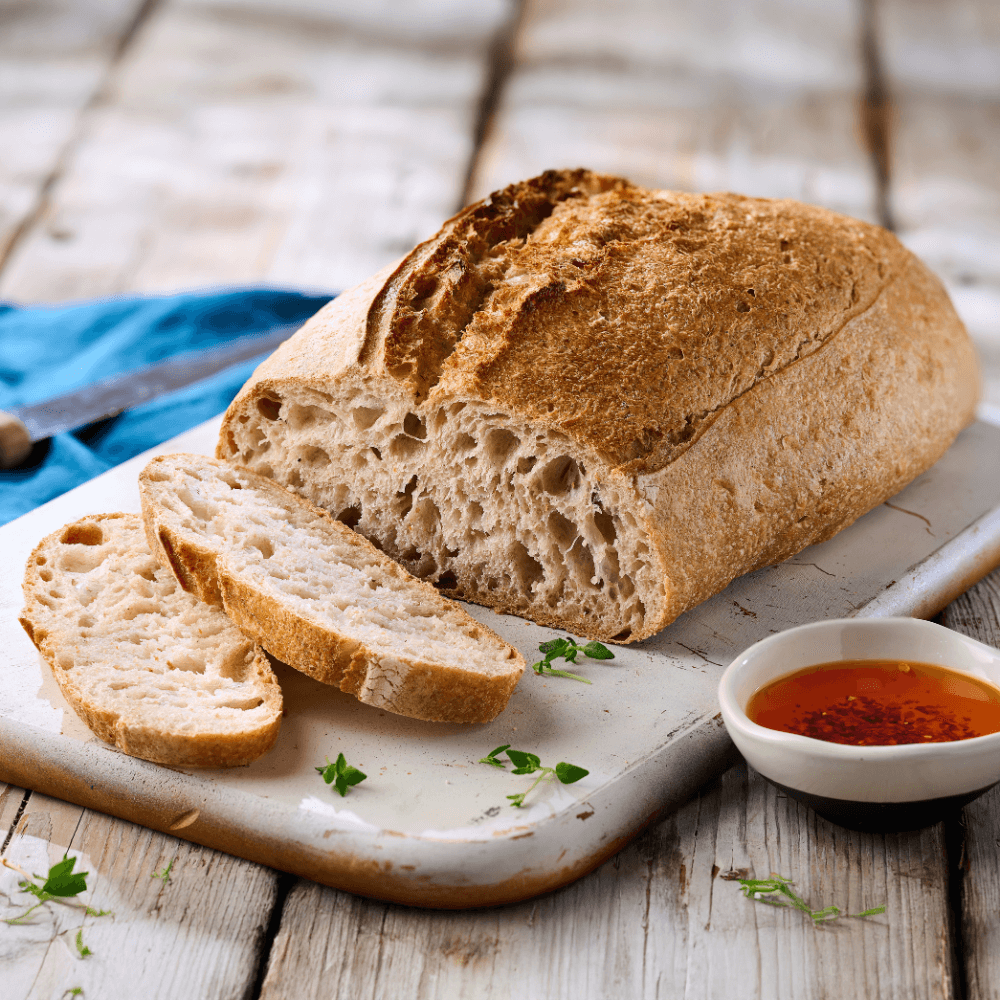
0, 289, 333, 526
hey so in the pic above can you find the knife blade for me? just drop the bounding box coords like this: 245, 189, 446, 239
0, 322, 301, 468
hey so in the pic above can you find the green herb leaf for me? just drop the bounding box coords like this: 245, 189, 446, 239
64, 989, 83, 998
506, 750, 541, 773
39, 855, 89, 898
530, 634, 615, 684
75, 928, 92, 958
2, 855, 111, 925
478, 744, 511, 767
481, 747, 589, 807
737, 875, 885, 924
317, 753, 367, 796
151, 858, 175, 884
554, 762, 589, 784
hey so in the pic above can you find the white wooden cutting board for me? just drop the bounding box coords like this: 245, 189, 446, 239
2, 413, 1000, 907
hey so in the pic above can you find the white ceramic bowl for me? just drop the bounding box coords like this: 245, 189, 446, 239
718, 617, 1000, 831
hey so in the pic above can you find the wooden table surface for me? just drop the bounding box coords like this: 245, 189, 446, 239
2, 1, 998, 997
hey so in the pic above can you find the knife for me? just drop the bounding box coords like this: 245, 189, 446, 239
0, 322, 302, 469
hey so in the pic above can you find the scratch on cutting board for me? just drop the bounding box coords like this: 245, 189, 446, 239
675, 643, 723, 667
793, 562, 836, 578
884, 501, 935, 536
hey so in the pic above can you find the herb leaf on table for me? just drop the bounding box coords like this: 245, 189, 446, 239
316, 753, 368, 796
532, 636, 613, 683
2, 854, 110, 924
737, 875, 886, 923
479, 746, 589, 807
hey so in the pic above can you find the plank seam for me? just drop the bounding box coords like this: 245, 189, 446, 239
944, 814, 969, 1000
859, 0, 895, 231
458, 0, 528, 211
247, 871, 296, 1000
0, 789, 31, 855
0, 0, 165, 279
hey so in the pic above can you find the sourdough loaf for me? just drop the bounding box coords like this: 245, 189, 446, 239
19, 513, 282, 766
138, 454, 525, 723
217, 169, 980, 643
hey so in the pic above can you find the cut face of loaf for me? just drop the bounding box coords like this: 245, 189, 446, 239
217, 169, 980, 643
18, 513, 282, 767
138, 454, 525, 723
224, 389, 657, 642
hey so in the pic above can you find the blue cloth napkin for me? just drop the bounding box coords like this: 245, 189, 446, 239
0, 289, 333, 526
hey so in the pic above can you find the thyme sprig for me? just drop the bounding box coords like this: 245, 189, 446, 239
737, 875, 885, 923
479, 745, 588, 807
531, 636, 613, 683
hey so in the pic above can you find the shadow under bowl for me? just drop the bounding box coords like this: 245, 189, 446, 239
719, 618, 1000, 833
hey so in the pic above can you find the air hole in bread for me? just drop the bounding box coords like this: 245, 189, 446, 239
594, 511, 617, 544
288, 404, 330, 430
538, 456, 579, 496
394, 475, 419, 518
146, 468, 171, 483
435, 570, 458, 590
548, 511, 577, 548
517, 456, 537, 475
255, 463, 274, 478
389, 435, 423, 460
218, 697, 264, 710
352, 405, 384, 430
225, 430, 238, 455
77, 615, 95, 628
510, 541, 544, 593
59, 548, 104, 574
167, 653, 206, 673
667, 346, 684, 360
568, 538, 597, 587
249, 427, 268, 449
403, 412, 427, 439
61, 523, 103, 547
299, 445, 330, 467
370, 447, 381, 460
288, 467, 303, 487
56, 653, 74, 669
736, 301, 751, 313
35, 555, 46, 565
123, 600, 162, 620
257, 396, 282, 421
338, 505, 362, 529
611, 628, 632, 641
250, 536, 274, 559
454, 432, 476, 452
485, 428, 520, 467
414, 497, 441, 535
39, 569, 53, 582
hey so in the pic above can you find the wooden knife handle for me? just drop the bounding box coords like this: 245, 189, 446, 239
0, 411, 32, 469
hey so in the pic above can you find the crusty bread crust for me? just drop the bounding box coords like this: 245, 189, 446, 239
139, 455, 525, 723
19, 513, 282, 767
217, 169, 980, 643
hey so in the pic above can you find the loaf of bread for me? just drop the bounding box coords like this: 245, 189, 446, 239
19, 513, 282, 766
139, 454, 525, 723
217, 168, 979, 643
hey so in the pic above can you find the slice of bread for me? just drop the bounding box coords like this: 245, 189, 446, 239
19, 513, 282, 767
138, 454, 525, 723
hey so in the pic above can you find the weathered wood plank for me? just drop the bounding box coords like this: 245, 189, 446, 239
940, 568, 1000, 1000
0, 0, 515, 302
0, 0, 148, 269
879, 0, 1000, 406
258, 762, 953, 999
0, 790, 280, 1000
468, 0, 878, 222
